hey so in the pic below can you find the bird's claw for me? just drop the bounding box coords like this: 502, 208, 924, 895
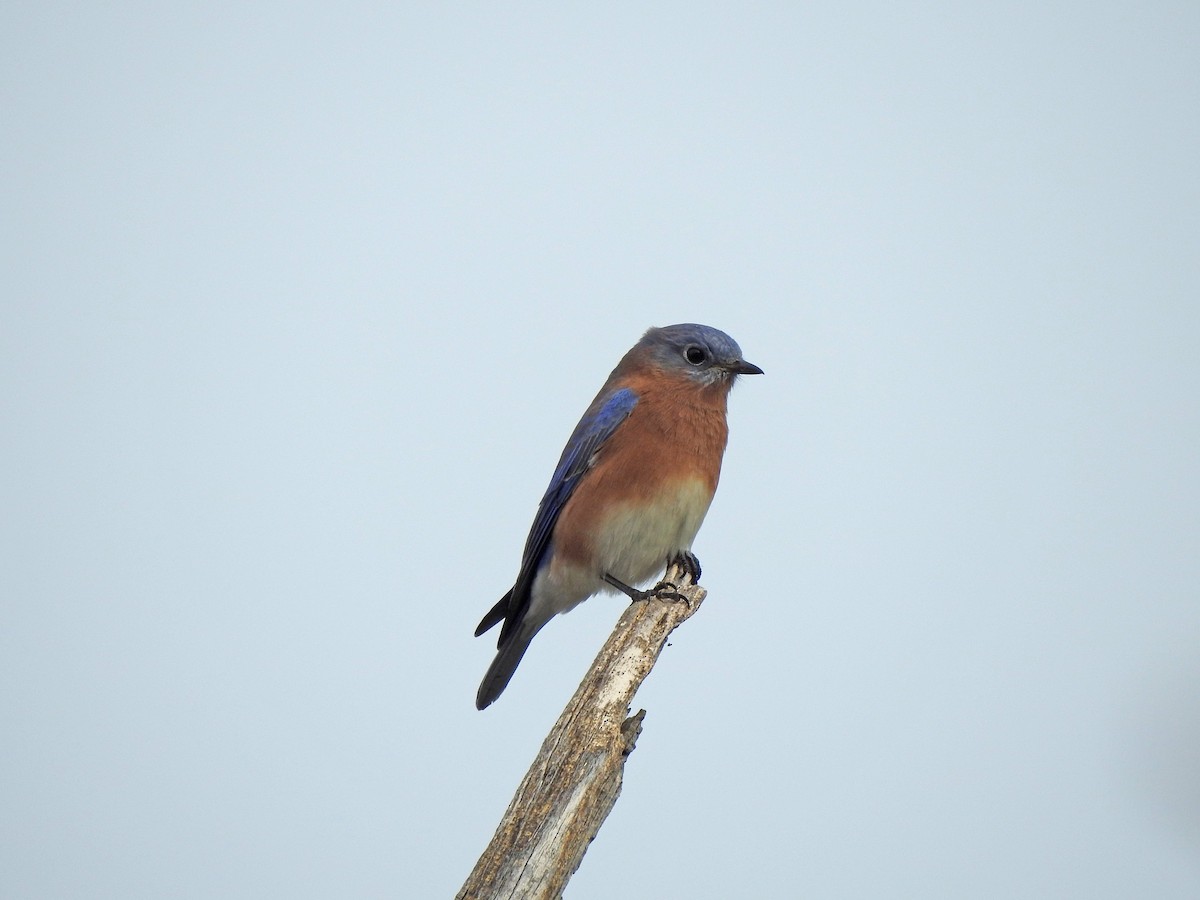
667, 551, 702, 585
603, 573, 692, 607
650, 580, 687, 603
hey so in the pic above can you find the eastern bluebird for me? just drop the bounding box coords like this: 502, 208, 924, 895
473, 324, 761, 710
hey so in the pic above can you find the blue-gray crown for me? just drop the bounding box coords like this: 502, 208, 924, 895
639, 323, 763, 381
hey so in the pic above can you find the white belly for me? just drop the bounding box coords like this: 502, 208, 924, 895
525, 477, 714, 625
590, 477, 713, 587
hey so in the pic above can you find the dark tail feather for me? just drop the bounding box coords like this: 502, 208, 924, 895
475, 625, 537, 710
475, 590, 512, 638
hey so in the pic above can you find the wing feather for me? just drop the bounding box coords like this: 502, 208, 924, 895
476, 387, 638, 644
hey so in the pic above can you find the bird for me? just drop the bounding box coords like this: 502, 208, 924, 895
473, 323, 762, 710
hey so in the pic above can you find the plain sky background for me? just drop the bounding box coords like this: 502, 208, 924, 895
3, 3, 1199, 898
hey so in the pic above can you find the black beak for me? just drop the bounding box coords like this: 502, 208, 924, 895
731, 359, 764, 375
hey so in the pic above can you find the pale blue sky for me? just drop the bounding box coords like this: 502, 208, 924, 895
3, 3, 1199, 897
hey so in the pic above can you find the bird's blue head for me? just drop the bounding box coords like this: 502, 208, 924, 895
637, 323, 763, 386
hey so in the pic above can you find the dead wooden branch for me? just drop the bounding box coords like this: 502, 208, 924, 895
457, 561, 706, 900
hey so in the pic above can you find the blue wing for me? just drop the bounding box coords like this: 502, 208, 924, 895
476, 387, 639, 642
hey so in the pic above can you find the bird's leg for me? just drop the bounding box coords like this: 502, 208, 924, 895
668, 551, 702, 584
603, 573, 687, 604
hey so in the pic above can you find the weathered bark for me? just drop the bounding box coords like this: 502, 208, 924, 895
457, 562, 706, 900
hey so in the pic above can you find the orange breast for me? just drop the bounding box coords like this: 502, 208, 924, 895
552, 370, 731, 573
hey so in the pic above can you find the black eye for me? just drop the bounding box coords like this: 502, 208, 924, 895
684, 345, 707, 365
